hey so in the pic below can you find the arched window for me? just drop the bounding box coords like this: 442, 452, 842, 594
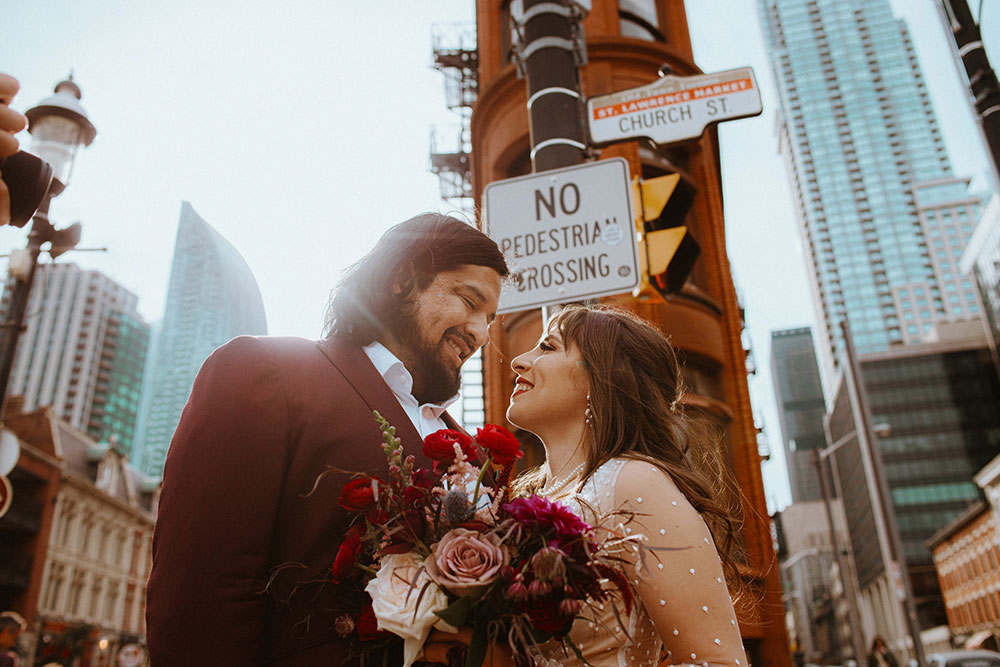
619, 0, 665, 41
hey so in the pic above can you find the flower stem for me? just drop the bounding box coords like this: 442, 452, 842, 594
472, 457, 493, 507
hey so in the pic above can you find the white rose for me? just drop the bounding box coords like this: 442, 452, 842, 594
364, 551, 457, 667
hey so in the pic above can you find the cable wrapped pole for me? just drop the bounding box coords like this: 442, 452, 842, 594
940, 0, 1000, 181
512, 0, 589, 172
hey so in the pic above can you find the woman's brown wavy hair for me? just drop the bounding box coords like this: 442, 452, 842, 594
513, 304, 743, 590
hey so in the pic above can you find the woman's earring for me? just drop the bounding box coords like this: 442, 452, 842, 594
584, 393, 594, 427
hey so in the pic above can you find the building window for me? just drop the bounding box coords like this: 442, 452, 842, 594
619, 0, 664, 41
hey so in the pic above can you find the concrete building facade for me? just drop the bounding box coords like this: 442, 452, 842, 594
1, 264, 150, 457
823, 329, 1000, 655
770, 327, 827, 503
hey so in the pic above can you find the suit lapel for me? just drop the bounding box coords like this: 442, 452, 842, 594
442, 411, 466, 435
316, 336, 426, 462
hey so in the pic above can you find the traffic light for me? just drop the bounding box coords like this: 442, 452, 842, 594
631, 173, 700, 301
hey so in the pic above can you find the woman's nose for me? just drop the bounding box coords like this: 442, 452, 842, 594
511, 352, 531, 373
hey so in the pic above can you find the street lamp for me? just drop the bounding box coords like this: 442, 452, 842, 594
838, 320, 928, 667
814, 433, 867, 665
0, 75, 96, 416
814, 419, 893, 664
24, 77, 96, 188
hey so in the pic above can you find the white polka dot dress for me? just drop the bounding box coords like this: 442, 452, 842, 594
528, 458, 747, 667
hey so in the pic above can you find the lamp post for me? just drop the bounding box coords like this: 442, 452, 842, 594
840, 320, 927, 666
0, 75, 96, 416
813, 434, 867, 665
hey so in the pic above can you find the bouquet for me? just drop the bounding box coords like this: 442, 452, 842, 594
327, 411, 636, 667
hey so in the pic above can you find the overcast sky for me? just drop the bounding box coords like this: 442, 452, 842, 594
3, 1, 995, 510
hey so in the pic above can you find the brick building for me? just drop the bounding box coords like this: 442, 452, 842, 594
927, 453, 1000, 649
463, 2, 790, 663
0, 402, 157, 665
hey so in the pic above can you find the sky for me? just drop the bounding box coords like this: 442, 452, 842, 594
2, 1, 996, 511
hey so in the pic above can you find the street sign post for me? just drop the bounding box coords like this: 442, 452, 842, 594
484, 158, 638, 313
587, 67, 762, 147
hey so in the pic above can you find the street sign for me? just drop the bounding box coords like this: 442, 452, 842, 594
484, 158, 638, 313
587, 67, 763, 147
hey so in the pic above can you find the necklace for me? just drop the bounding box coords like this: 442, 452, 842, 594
540, 462, 585, 496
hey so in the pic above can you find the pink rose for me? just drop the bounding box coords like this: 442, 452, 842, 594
424, 527, 509, 596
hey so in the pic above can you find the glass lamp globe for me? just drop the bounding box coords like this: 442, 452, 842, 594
25, 76, 97, 188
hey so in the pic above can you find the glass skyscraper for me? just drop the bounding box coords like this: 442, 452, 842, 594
133, 202, 267, 478
759, 0, 982, 389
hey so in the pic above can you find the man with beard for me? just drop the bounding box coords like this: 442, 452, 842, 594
146, 213, 508, 666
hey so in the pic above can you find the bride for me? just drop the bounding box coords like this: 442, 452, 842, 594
427, 305, 747, 666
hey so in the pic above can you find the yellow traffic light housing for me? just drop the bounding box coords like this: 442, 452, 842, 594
631, 173, 700, 301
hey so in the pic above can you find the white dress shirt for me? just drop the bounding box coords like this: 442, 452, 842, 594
363, 342, 459, 438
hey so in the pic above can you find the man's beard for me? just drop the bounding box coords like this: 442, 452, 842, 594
392, 303, 463, 404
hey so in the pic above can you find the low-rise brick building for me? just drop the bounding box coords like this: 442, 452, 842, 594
0, 403, 158, 665
928, 453, 1000, 649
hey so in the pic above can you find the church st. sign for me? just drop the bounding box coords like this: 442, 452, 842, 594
587, 67, 763, 147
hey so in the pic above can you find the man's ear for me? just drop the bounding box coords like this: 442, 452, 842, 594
391, 262, 417, 298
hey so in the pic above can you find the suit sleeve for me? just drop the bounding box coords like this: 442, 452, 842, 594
146, 336, 290, 666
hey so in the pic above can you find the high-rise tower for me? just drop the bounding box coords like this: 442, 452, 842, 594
132, 202, 266, 478
770, 327, 826, 503
758, 0, 984, 390
1, 263, 149, 455
471, 2, 790, 663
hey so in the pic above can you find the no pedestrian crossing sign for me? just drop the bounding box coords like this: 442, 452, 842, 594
483, 158, 638, 313
587, 67, 763, 147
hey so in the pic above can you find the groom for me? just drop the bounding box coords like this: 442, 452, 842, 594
146, 213, 508, 666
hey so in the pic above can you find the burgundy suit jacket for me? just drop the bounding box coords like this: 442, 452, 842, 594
146, 335, 448, 665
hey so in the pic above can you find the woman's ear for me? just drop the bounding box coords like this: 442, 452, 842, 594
572, 361, 591, 395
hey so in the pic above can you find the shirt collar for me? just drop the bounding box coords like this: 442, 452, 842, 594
363, 341, 459, 417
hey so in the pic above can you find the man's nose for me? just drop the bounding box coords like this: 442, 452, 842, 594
467, 313, 489, 350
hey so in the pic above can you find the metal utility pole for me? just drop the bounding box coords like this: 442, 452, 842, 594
842, 321, 927, 667
511, 0, 589, 173
0, 193, 52, 413
813, 446, 867, 665
0, 76, 94, 417
510, 0, 590, 320
939, 0, 1000, 184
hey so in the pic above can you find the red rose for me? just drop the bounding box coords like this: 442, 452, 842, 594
357, 600, 388, 641
367, 509, 389, 525
339, 477, 377, 511
476, 424, 523, 466
422, 429, 477, 463
412, 467, 434, 488
525, 594, 575, 635
402, 484, 426, 507
330, 527, 363, 584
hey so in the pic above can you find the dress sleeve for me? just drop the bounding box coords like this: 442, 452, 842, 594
612, 459, 747, 667
145, 336, 291, 666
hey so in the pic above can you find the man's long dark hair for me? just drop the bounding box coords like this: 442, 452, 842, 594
324, 213, 509, 345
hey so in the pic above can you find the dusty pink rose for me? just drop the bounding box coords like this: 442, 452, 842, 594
424, 527, 509, 596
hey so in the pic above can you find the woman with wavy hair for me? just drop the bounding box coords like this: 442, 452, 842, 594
505, 304, 747, 667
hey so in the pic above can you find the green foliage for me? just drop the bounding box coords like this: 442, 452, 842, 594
434, 595, 474, 629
